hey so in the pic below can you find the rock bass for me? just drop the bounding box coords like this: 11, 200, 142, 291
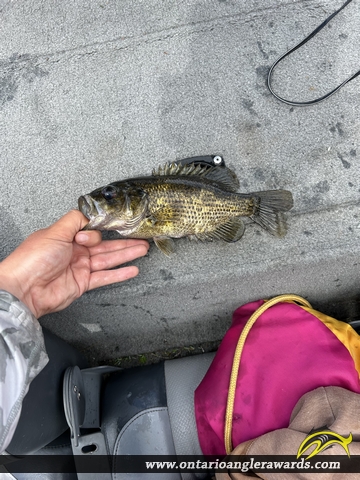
78, 162, 293, 256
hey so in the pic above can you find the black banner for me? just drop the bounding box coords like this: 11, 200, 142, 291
2, 455, 360, 474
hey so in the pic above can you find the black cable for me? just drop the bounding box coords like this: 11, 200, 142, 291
267, 0, 359, 106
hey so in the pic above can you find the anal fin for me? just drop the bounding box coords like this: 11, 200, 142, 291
196, 218, 245, 243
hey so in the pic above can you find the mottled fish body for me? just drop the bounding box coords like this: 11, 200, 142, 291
78, 162, 293, 255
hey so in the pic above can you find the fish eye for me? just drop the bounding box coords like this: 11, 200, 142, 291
101, 185, 117, 201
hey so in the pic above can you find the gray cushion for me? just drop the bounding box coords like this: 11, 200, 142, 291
165, 353, 215, 480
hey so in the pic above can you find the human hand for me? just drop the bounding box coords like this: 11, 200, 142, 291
0, 210, 149, 318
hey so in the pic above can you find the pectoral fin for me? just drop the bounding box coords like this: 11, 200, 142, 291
153, 236, 176, 256
196, 218, 245, 243
147, 206, 181, 225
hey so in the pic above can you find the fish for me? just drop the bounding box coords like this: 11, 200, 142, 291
78, 162, 293, 256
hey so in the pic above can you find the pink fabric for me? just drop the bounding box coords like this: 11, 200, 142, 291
195, 300, 360, 456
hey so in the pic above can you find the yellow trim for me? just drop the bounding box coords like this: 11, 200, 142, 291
224, 294, 312, 455
302, 306, 360, 375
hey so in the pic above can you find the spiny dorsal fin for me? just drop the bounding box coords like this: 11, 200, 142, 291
152, 162, 240, 192
152, 162, 209, 177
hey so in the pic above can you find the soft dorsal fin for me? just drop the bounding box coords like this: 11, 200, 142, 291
202, 165, 240, 192
152, 162, 240, 192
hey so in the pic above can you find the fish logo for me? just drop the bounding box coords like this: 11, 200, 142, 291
297, 429, 353, 459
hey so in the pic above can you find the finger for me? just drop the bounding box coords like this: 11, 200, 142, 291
90, 244, 149, 272
88, 265, 140, 290
75, 230, 103, 247
88, 238, 150, 256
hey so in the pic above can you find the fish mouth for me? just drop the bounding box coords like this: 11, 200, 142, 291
78, 194, 101, 230
78, 195, 92, 220
78, 194, 112, 231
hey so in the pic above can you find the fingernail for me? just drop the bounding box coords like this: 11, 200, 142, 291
76, 232, 89, 243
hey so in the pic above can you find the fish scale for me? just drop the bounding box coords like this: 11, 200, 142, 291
140, 180, 253, 238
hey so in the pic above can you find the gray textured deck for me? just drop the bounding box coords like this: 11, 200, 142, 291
0, 0, 359, 362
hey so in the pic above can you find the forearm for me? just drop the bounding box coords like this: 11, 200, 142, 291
0, 274, 28, 316
0, 245, 36, 318
0, 290, 49, 453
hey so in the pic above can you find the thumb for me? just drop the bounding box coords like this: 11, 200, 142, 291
75, 230, 102, 247
45, 210, 90, 243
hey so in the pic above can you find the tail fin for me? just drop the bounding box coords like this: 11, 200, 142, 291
251, 190, 293, 237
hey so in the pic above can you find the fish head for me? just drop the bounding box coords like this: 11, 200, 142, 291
78, 181, 148, 232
